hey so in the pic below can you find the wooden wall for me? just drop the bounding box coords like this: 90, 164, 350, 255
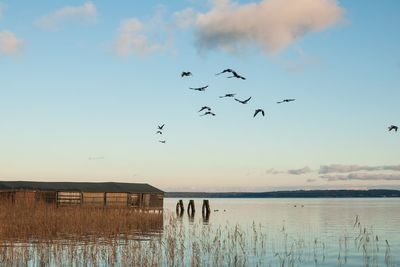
128, 193, 141, 207
35, 191, 57, 204
149, 193, 164, 208
82, 192, 104, 206
57, 192, 81, 205
15, 191, 35, 203
0, 190, 163, 210
105, 192, 128, 207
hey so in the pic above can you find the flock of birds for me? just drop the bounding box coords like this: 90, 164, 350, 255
156, 68, 398, 143
156, 124, 166, 143
156, 68, 296, 143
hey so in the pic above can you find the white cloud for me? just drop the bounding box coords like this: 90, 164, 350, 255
288, 166, 312, 175
0, 31, 23, 55
174, 8, 197, 29
192, 0, 344, 54
321, 173, 400, 181
319, 164, 400, 174
115, 14, 173, 57
36, 2, 97, 30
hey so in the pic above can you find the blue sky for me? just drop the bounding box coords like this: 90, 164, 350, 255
0, 0, 399, 191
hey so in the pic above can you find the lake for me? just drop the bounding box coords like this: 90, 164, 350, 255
164, 198, 400, 266
1, 198, 399, 266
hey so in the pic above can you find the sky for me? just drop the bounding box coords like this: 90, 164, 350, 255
0, 0, 399, 192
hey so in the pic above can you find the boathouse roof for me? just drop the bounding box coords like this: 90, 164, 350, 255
0, 181, 164, 193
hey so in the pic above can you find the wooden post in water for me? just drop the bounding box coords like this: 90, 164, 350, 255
202, 199, 210, 218
187, 200, 195, 217
176, 199, 184, 216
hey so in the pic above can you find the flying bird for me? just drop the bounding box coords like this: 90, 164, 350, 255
216, 69, 235, 75
198, 106, 211, 112
216, 69, 246, 80
159, 140, 166, 144
253, 109, 265, 117
181, 71, 192, 77
200, 111, 216, 117
277, 99, 296, 104
156, 131, 162, 134
219, 93, 236, 98
189, 85, 208, 91
228, 71, 246, 80
234, 97, 252, 104
157, 124, 165, 130
388, 125, 398, 132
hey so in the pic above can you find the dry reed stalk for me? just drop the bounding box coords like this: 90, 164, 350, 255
0, 201, 163, 241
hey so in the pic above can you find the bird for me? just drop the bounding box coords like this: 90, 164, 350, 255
216, 69, 246, 80
253, 109, 265, 117
388, 125, 398, 132
189, 85, 208, 91
234, 97, 252, 104
219, 93, 236, 98
277, 99, 296, 104
200, 111, 216, 116
156, 131, 162, 134
157, 124, 165, 130
181, 71, 192, 77
215, 69, 235, 75
228, 71, 246, 80
159, 140, 166, 144
198, 106, 211, 112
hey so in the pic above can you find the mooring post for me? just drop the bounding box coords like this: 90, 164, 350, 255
202, 199, 210, 217
187, 199, 195, 217
176, 199, 184, 216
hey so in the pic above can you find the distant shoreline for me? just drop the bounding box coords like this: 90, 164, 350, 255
165, 189, 400, 198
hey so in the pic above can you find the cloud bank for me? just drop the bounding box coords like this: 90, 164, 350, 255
193, 0, 344, 54
36, 2, 97, 30
288, 166, 312, 175
321, 173, 400, 181
319, 164, 400, 174
0, 31, 23, 55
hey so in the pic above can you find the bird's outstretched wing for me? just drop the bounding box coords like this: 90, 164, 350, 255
243, 97, 252, 103
189, 85, 208, 91
234, 98, 242, 103
216, 69, 233, 75
198, 106, 210, 112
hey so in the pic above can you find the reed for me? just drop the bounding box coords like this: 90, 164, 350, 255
0, 201, 163, 241
0, 206, 396, 267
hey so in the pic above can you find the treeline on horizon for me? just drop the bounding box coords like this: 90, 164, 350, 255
165, 189, 400, 198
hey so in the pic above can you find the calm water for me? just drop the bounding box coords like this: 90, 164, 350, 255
2, 198, 399, 266
164, 198, 400, 266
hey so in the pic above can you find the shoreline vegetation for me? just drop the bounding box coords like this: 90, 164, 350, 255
0, 202, 163, 241
0, 203, 396, 266
166, 189, 400, 198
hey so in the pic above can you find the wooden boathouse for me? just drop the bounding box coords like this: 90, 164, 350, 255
0, 181, 164, 210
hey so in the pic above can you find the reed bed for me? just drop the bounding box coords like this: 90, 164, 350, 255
0, 204, 397, 267
0, 201, 163, 241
